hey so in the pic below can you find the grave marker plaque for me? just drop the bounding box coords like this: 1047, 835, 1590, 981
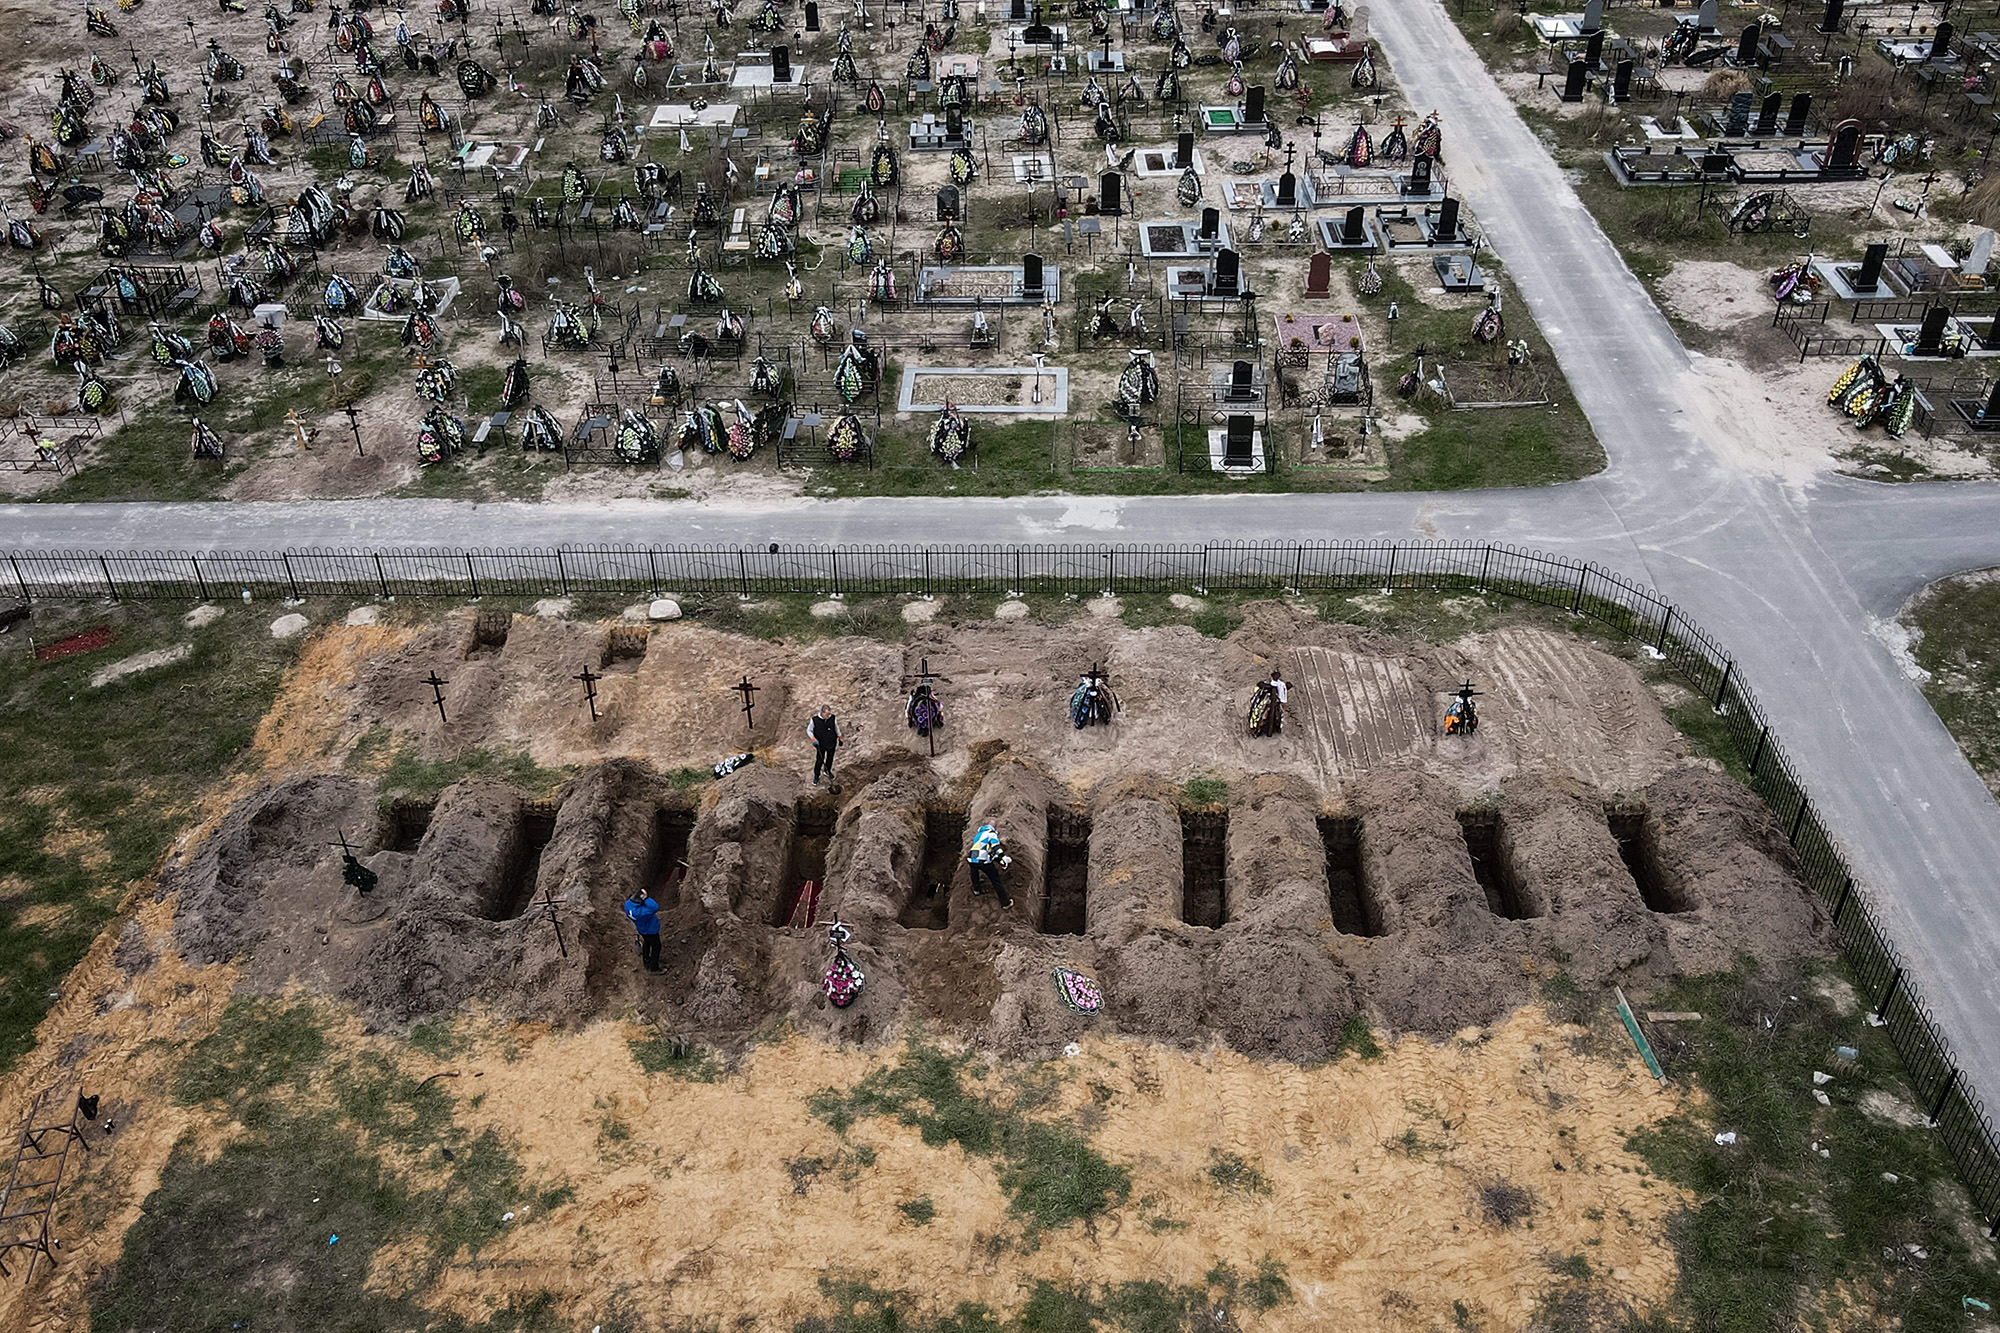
1786, 91, 1812, 134
1828, 119, 1860, 167
1725, 90, 1751, 135
1854, 240, 1887, 291
1818, 0, 1842, 31
1407, 154, 1432, 194
937, 183, 961, 220
1276, 170, 1298, 207
806, 0, 821, 28
1176, 131, 1195, 168
1735, 22, 1759, 64
1213, 247, 1240, 297
1223, 414, 1254, 466
1582, 0, 1604, 33
1245, 84, 1266, 123
1916, 305, 1949, 355
1342, 205, 1365, 244
1227, 360, 1255, 399
1561, 59, 1587, 101
1697, 0, 1717, 30
1613, 58, 1633, 101
1022, 251, 1045, 295
1755, 91, 1780, 135
772, 44, 793, 82
1436, 195, 1460, 238
1305, 250, 1331, 296
1929, 21, 1953, 61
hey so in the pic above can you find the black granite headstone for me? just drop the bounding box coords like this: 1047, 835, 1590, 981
1829, 120, 1860, 167
1929, 20, 1954, 60
1408, 155, 1432, 194
1854, 240, 1886, 292
1099, 170, 1122, 214
1613, 58, 1633, 100
1022, 251, 1045, 295
1342, 205, 1365, 243
1228, 359, 1254, 398
937, 183, 960, 220
1916, 305, 1949, 355
1755, 91, 1780, 135
1245, 84, 1266, 123
1199, 206, 1219, 240
1213, 247, 1240, 297
1562, 59, 1587, 101
1276, 170, 1297, 207
1223, 414, 1254, 466
1175, 131, 1195, 168
1584, 29, 1605, 68
1736, 22, 1759, 64
772, 44, 792, 82
1786, 91, 1812, 134
1818, 0, 1842, 32
1437, 195, 1459, 238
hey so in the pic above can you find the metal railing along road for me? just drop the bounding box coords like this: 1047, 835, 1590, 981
5, 538, 1997, 1235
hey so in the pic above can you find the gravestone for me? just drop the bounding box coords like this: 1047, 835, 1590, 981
1407, 154, 1432, 194
1009, 0, 1027, 18
1022, 251, 1045, 296
1561, 58, 1587, 101
1828, 119, 1860, 167
1223, 414, 1255, 466
1276, 170, 1298, 207
937, 183, 961, 220
1755, 91, 1780, 135
1983, 378, 2000, 418
1701, 148, 1733, 175
1735, 22, 1759, 64
1436, 195, 1460, 238
1696, 0, 1717, 30
1342, 205, 1366, 243
1245, 85, 1266, 123
945, 106, 965, 141
1786, 91, 1812, 134
1305, 250, 1331, 296
1916, 305, 1949, 355
1176, 131, 1195, 168
1227, 359, 1255, 399
1613, 58, 1633, 101
1853, 240, 1887, 291
1929, 21, 1953, 61
1099, 171, 1122, 214
1725, 90, 1751, 135
1199, 206, 1220, 241
1212, 247, 1240, 297
1022, 18, 1055, 43
1818, 0, 1842, 31
1968, 229, 1996, 278
1584, 29, 1605, 68
806, 0, 821, 28
1581, 0, 1604, 33
772, 44, 792, 82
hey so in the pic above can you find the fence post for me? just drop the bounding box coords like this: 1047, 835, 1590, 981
281, 553, 300, 601
1378, 545, 1394, 594
738, 548, 751, 598
99, 556, 117, 602
555, 548, 570, 594
831, 548, 841, 597
1570, 562, 1588, 613
1876, 966, 1903, 1020
466, 552, 481, 599
1788, 798, 1807, 845
1197, 546, 1209, 594
923, 548, 932, 598
1014, 547, 1022, 596
190, 555, 210, 603
1929, 1067, 1959, 1123
1833, 876, 1853, 925
1476, 545, 1492, 592
1294, 543, 1308, 592
647, 548, 660, 594
1748, 725, 1768, 776
374, 553, 391, 598
1655, 604, 1674, 654
1712, 658, 1734, 709
1104, 548, 1115, 594
7, 554, 27, 603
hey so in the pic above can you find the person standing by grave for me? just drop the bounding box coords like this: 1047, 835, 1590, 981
623, 890, 662, 972
808, 704, 841, 785
1267, 670, 1288, 733
967, 821, 1013, 907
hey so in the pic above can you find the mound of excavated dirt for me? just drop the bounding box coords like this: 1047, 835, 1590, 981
157, 608, 1829, 1056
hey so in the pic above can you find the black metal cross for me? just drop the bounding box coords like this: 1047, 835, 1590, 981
331, 828, 378, 893
535, 885, 569, 957
733, 674, 761, 733
899, 655, 952, 756
344, 402, 366, 456
424, 670, 450, 723
575, 663, 603, 720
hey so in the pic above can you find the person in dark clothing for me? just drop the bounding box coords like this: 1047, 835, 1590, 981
624, 891, 662, 972
808, 705, 841, 785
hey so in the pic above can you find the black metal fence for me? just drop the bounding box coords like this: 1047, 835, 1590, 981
5, 537, 1998, 1234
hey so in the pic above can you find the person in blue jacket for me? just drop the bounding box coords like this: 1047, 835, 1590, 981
624, 891, 662, 972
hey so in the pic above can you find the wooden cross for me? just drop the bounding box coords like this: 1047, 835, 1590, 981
575, 663, 603, 720
732, 674, 761, 734
424, 670, 449, 723
899, 656, 952, 756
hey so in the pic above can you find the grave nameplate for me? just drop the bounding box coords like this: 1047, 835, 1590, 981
1735, 22, 1759, 64
1213, 247, 1240, 297
1276, 170, 1298, 207
1022, 251, 1045, 295
1755, 91, 1780, 135
1725, 90, 1751, 135
1786, 91, 1812, 134
938, 184, 961, 220
1916, 306, 1949, 354
1227, 359, 1255, 399
1342, 205, 1365, 243
1099, 171, 1122, 214
1305, 250, 1331, 296
1224, 414, 1255, 466
1245, 84, 1266, 124
1929, 20, 1953, 60
1854, 240, 1887, 291
1818, 0, 1842, 31
1613, 58, 1633, 100
1436, 195, 1459, 238
1562, 59, 1587, 101
1176, 131, 1195, 168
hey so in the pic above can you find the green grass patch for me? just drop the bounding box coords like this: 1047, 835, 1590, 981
1906, 572, 2000, 787
96, 999, 571, 1332
357, 730, 573, 801
628, 1031, 722, 1081
897, 1195, 937, 1226
1179, 776, 1229, 808
1624, 964, 1999, 1331
1332, 1014, 1384, 1062
1205, 1149, 1272, 1195
0, 600, 298, 1073
810, 1043, 1130, 1236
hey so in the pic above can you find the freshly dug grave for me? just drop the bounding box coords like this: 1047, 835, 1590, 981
169, 751, 1828, 1058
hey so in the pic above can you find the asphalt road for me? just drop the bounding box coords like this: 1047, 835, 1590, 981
8, 2, 2000, 1106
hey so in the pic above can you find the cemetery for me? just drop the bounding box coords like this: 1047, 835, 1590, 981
0, 0, 1598, 500
0, 586, 1878, 1327
1451, 0, 2000, 478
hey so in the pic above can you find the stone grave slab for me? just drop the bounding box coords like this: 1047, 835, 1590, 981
913, 262, 1061, 304
1127, 144, 1204, 176
1314, 212, 1378, 251
1199, 105, 1251, 134
1434, 253, 1485, 291
898, 364, 1071, 412
359, 276, 462, 322
1274, 311, 1365, 359
730, 55, 809, 88
1012, 153, 1057, 183
1811, 258, 1906, 302
650, 103, 743, 129
1138, 217, 1232, 258
1207, 422, 1267, 473
1530, 14, 1585, 40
